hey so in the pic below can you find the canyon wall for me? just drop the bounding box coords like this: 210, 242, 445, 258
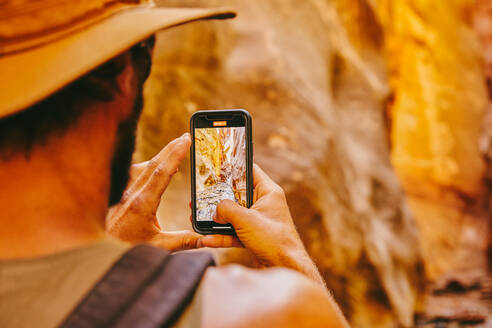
135, 0, 491, 326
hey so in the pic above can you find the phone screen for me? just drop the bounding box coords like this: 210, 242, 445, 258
195, 126, 246, 221
191, 110, 252, 234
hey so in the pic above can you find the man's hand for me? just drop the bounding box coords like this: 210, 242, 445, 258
107, 133, 203, 251
200, 164, 326, 286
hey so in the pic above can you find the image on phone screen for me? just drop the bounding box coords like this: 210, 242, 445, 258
194, 126, 246, 221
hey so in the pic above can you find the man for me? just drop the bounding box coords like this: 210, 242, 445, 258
0, 1, 348, 327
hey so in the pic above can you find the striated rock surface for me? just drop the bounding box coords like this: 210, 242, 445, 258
378, 0, 492, 326
135, 0, 424, 326
475, 0, 492, 269
378, 1, 487, 197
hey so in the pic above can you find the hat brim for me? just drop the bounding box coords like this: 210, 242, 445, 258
0, 6, 235, 119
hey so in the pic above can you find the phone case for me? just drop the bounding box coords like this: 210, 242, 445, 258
190, 109, 253, 235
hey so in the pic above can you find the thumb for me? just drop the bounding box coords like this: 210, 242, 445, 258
151, 230, 204, 252
215, 199, 253, 228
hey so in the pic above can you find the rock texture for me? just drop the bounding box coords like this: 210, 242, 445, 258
375, 1, 492, 326
378, 0, 489, 279
136, 1, 424, 326
134, 0, 492, 326
475, 0, 492, 267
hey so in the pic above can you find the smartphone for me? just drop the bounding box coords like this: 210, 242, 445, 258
190, 109, 253, 235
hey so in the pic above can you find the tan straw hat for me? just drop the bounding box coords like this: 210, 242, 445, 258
0, 0, 235, 119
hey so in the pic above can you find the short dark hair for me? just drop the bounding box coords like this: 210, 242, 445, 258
0, 36, 154, 159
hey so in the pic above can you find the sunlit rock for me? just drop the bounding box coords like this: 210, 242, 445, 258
376, 0, 488, 280
377, 0, 487, 196
375, 1, 492, 324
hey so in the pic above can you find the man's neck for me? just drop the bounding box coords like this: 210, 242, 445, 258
0, 137, 111, 259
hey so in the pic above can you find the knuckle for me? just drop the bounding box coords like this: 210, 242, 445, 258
152, 163, 172, 178
128, 196, 145, 214
181, 235, 196, 249
151, 165, 164, 178
146, 159, 158, 169
121, 190, 132, 202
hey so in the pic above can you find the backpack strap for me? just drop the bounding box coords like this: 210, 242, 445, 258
59, 245, 215, 328
114, 251, 214, 328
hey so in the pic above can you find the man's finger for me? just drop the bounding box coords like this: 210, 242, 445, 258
123, 133, 190, 199
139, 134, 191, 210
147, 133, 190, 171
215, 199, 253, 228
253, 163, 274, 187
129, 162, 147, 183
151, 230, 204, 252
200, 234, 244, 248
133, 133, 190, 186
253, 163, 282, 197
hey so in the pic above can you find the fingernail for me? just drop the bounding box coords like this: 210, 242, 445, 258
181, 132, 190, 140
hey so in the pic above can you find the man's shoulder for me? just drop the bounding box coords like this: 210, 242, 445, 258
204, 264, 317, 300
201, 265, 348, 328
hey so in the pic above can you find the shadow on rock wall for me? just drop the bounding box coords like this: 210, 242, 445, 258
136, 1, 425, 327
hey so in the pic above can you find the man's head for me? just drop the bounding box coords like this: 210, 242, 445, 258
0, 2, 234, 259
0, 1, 234, 213
0, 36, 155, 206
